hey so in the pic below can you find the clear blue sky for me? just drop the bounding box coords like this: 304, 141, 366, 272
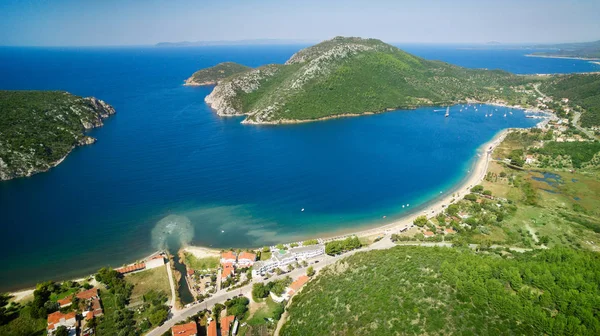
1, 0, 599, 46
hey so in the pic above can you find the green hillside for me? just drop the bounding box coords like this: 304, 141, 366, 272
0, 90, 115, 180
280, 246, 600, 336
185, 62, 250, 85
198, 37, 533, 124
540, 74, 600, 127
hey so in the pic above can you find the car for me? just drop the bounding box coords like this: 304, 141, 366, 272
314, 260, 320, 263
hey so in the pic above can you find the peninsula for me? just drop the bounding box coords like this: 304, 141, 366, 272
0, 91, 115, 181
188, 36, 535, 124
527, 40, 600, 60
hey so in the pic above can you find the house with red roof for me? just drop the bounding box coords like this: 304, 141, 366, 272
237, 252, 256, 268
221, 315, 236, 336
116, 262, 146, 274
207, 320, 218, 336
423, 231, 435, 238
57, 295, 73, 308
171, 321, 198, 336
222, 263, 235, 279
221, 251, 237, 265
272, 275, 310, 303
47, 311, 77, 336
146, 254, 166, 269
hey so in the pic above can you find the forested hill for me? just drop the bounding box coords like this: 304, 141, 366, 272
0, 91, 115, 181
194, 36, 533, 124
540, 73, 600, 127
281, 246, 600, 336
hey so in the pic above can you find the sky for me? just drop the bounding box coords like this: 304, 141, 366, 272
1, 0, 599, 46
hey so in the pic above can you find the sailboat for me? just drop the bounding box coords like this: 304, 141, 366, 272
445, 106, 450, 117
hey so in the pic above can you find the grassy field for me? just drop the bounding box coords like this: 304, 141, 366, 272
476, 134, 600, 251
182, 253, 219, 270
259, 252, 271, 261
240, 297, 282, 336
125, 266, 171, 307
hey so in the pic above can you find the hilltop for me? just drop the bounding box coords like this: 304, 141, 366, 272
192, 36, 532, 124
0, 91, 115, 180
184, 62, 250, 86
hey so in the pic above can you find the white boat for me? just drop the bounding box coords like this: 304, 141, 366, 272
485, 114, 488, 117
504, 113, 507, 117
301, 208, 305, 212
445, 106, 450, 117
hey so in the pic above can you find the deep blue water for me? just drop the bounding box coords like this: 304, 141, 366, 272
0, 44, 590, 291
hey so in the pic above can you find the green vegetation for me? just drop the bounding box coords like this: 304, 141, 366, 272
182, 253, 220, 270
95, 267, 137, 336
324, 236, 362, 255
0, 90, 115, 180
532, 141, 600, 168
126, 266, 171, 307
540, 74, 600, 126
281, 246, 600, 335
185, 62, 250, 85
224, 296, 250, 319
202, 37, 535, 123
302, 239, 319, 245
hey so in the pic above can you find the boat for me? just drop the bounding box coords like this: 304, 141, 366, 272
504, 113, 507, 117
445, 106, 450, 117
485, 114, 488, 117
301, 208, 305, 212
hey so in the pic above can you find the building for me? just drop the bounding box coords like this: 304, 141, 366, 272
445, 228, 456, 234
221, 315, 236, 336
78, 288, 104, 324
423, 231, 434, 238
525, 155, 535, 164
207, 320, 218, 336
222, 263, 235, 279
221, 251, 237, 265
76, 288, 99, 301
146, 254, 166, 269
116, 263, 145, 274
272, 275, 310, 303
253, 250, 296, 276
57, 296, 73, 308
237, 252, 257, 267
288, 245, 325, 260
47, 311, 77, 336
458, 212, 470, 219
172, 321, 198, 336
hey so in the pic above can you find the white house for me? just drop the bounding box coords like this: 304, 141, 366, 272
145, 254, 166, 269
47, 311, 77, 336
220, 251, 237, 265
252, 250, 296, 276
237, 252, 256, 268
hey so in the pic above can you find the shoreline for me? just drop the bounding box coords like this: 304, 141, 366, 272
6, 107, 546, 295
525, 54, 600, 61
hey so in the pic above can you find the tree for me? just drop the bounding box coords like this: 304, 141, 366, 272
303, 239, 319, 246
275, 244, 285, 250
307, 266, 315, 277
447, 204, 459, 217
149, 306, 169, 326
262, 246, 270, 252
301, 260, 308, 267
483, 190, 492, 196
287, 264, 294, 272
413, 216, 428, 227
252, 283, 269, 301
471, 185, 484, 193
55, 326, 69, 336
290, 243, 299, 248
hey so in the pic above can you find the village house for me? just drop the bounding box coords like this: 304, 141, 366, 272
221, 315, 236, 336
222, 263, 235, 279
221, 251, 237, 265
236, 251, 257, 268
445, 228, 456, 234
171, 321, 198, 336
272, 275, 310, 303
57, 296, 73, 308
146, 254, 166, 269
525, 155, 535, 164
423, 231, 435, 238
253, 249, 297, 276
77, 288, 104, 322
458, 211, 470, 219
116, 262, 145, 274
47, 311, 77, 336
207, 320, 218, 336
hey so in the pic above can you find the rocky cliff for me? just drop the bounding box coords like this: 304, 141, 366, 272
0, 91, 116, 181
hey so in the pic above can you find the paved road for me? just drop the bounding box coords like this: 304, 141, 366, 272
165, 263, 178, 312
572, 111, 598, 140
147, 236, 536, 335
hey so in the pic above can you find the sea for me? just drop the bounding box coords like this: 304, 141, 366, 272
0, 44, 598, 291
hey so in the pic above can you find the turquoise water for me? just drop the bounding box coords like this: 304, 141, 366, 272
0, 45, 585, 291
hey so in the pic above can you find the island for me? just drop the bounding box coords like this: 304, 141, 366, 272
0, 91, 116, 181
187, 36, 537, 124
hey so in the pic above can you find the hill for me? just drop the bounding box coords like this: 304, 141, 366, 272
0, 91, 115, 181
184, 62, 250, 86
280, 246, 600, 335
193, 36, 532, 124
540, 73, 600, 127
529, 40, 600, 59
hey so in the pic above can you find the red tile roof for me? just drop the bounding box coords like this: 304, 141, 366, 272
445, 228, 456, 234
237, 252, 256, 261
149, 254, 165, 261
222, 263, 234, 279
47, 311, 76, 329
207, 320, 217, 336
221, 251, 236, 261
290, 275, 309, 292
57, 295, 73, 307
187, 268, 195, 275
77, 288, 99, 300
116, 263, 145, 274
423, 231, 434, 237
172, 321, 198, 336
221, 315, 235, 335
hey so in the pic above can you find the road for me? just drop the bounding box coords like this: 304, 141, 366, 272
147, 236, 535, 335
165, 262, 178, 312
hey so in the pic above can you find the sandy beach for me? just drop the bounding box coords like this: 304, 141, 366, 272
182, 245, 221, 258
525, 54, 600, 61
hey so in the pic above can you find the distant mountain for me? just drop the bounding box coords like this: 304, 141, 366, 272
155, 39, 313, 47
529, 40, 600, 59
192, 36, 532, 124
